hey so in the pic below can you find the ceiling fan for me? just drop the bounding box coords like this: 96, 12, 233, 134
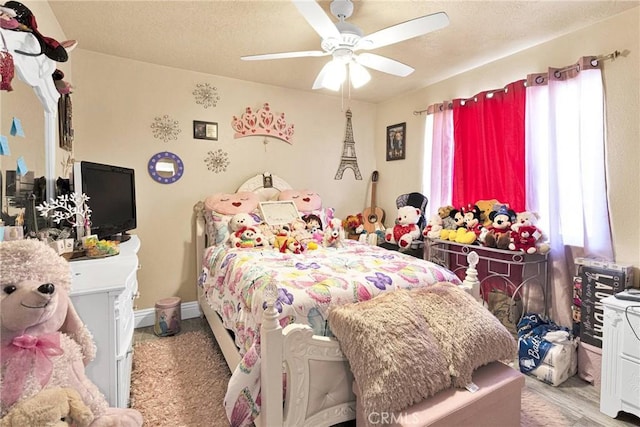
241, 0, 449, 91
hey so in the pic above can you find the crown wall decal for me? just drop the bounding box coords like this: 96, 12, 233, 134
231, 103, 294, 144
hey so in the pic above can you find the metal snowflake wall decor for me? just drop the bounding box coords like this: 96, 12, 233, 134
193, 83, 221, 109
205, 149, 230, 173
151, 115, 181, 143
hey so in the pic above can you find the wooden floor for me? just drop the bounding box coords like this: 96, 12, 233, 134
134, 317, 640, 427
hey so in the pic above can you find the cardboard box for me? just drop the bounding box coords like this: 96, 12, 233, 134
576, 258, 634, 348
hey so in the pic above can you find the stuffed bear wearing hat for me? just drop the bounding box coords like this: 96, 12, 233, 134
1, 387, 94, 427
0, 240, 143, 426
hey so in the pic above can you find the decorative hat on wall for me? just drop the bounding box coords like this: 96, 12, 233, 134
3, 1, 68, 62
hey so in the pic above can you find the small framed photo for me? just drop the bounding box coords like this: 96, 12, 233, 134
259, 201, 300, 226
193, 120, 218, 140
386, 122, 406, 161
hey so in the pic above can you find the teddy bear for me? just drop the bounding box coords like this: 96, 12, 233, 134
0, 239, 143, 426
508, 225, 539, 254
230, 226, 266, 248
203, 191, 260, 245
228, 213, 269, 248
511, 211, 540, 233
1, 387, 94, 427
422, 214, 443, 240
385, 206, 422, 249
483, 206, 516, 249
475, 199, 500, 227
510, 211, 550, 254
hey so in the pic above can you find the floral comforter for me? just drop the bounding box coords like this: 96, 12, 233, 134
198, 240, 461, 426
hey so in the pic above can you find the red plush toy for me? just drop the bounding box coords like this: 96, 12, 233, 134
508, 225, 539, 254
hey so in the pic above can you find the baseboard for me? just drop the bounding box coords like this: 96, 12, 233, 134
134, 300, 202, 328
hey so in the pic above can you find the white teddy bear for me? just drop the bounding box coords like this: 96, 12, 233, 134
228, 213, 268, 248
385, 206, 422, 249
422, 214, 443, 240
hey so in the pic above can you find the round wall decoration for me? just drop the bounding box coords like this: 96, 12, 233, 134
148, 151, 184, 184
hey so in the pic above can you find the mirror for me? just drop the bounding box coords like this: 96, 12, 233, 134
1, 27, 59, 225
148, 152, 184, 184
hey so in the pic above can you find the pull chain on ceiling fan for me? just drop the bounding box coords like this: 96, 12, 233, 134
241, 0, 450, 91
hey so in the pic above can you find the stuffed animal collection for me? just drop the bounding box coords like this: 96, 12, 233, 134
0, 240, 143, 426
426, 203, 550, 253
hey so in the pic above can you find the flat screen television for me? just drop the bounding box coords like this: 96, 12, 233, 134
72, 161, 137, 241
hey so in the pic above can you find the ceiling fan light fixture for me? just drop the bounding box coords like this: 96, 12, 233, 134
349, 61, 371, 88
321, 59, 346, 91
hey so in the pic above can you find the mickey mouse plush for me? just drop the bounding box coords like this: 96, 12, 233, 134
483, 206, 516, 249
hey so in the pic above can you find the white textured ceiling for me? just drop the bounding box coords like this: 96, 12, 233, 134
48, 0, 638, 103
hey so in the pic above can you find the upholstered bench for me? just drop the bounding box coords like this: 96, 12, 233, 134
354, 361, 524, 427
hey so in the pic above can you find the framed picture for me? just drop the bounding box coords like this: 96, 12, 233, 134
386, 122, 406, 161
259, 201, 300, 226
193, 120, 218, 140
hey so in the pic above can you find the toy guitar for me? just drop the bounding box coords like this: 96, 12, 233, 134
362, 171, 385, 233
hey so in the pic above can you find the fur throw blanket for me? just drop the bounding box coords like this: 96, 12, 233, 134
329, 282, 516, 416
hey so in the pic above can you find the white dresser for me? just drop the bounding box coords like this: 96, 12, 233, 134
69, 235, 140, 408
600, 294, 640, 419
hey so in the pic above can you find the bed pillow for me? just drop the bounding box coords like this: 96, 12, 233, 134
411, 282, 517, 388
203, 192, 260, 245
328, 290, 451, 417
277, 189, 334, 229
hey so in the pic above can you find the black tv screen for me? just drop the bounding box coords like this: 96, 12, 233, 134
73, 161, 137, 241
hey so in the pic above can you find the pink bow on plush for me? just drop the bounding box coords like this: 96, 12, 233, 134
1, 333, 64, 406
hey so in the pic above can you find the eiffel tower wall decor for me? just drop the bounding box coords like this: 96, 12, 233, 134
335, 109, 363, 180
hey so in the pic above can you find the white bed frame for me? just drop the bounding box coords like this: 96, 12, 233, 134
194, 200, 481, 427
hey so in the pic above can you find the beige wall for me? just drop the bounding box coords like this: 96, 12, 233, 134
70, 50, 376, 309
375, 7, 640, 279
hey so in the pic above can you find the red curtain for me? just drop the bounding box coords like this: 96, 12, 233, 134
452, 80, 526, 211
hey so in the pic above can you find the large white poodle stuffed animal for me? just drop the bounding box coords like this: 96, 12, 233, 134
0, 239, 143, 426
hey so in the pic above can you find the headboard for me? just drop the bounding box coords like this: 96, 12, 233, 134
236, 172, 292, 201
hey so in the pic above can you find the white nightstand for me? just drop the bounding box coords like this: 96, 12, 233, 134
600, 294, 640, 419
69, 235, 140, 408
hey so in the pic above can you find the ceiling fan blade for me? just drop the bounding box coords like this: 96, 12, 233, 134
356, 12, 450, 51
292, 0, 341, 41
356, 53, 414, 77
241, 50, 329, 61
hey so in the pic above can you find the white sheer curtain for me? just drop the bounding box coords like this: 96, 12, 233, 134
421, 57, 613, 327
526, 57, 613, 327
422, 103, 454, 216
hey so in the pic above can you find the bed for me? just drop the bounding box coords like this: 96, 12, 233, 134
194, 173, 481, 427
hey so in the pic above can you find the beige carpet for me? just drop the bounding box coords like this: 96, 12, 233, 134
131, 331, 231, 426
130, 330, 571, 427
